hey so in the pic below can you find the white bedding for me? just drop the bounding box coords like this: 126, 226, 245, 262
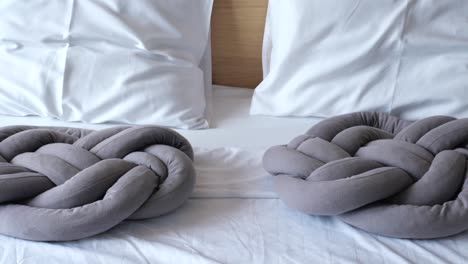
0, 0, 214, 129
254, 0, 468, 120
1, 85, 467, 264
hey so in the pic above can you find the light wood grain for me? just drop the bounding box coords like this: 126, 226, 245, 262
211, 0, 268, 88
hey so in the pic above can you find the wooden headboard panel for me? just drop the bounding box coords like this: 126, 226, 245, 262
211, 0, 268, 88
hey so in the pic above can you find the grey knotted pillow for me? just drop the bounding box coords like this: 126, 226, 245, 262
0, 126, 195, 241
263, 112, 468, 239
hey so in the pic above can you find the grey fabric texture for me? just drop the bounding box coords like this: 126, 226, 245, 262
0, 126, 195, 241
263, 112, 468, 239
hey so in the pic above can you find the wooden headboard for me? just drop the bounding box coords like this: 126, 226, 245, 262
211, 0, 268, 88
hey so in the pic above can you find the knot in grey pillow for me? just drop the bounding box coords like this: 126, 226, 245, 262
0, 126, 195, 241
263, 112, 468, 239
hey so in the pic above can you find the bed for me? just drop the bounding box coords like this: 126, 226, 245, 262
1, 0, 468, 263
0, 85, 466, 263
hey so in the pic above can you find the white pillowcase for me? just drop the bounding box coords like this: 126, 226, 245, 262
252, 0, 468, 120
0, 0, 213, 129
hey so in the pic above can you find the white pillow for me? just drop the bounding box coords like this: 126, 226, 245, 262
0, 0, 213, 129
252, 0, 468, 120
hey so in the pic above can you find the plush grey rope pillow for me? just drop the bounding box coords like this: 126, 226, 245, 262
0, 126, 195, 241
263, 112, 468, 239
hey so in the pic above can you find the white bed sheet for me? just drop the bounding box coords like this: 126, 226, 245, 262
0, 85, 315, 149
0, 85, 467, 264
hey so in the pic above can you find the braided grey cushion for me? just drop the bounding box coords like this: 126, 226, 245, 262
264, 112, 468, 239
0, 126, 195, 241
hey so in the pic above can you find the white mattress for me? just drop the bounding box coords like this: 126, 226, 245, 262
1, 85, 467, 264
